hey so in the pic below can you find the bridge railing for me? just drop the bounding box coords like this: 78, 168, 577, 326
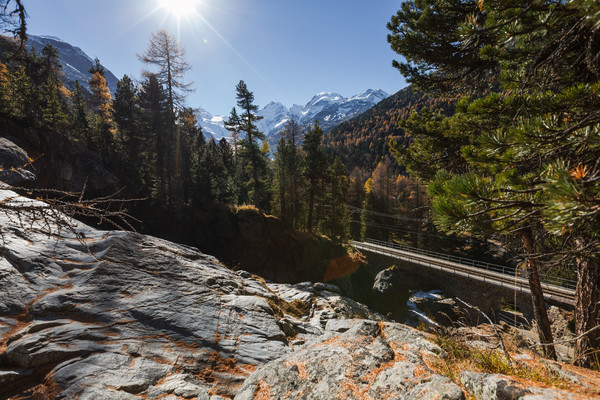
358, 238, 577, 291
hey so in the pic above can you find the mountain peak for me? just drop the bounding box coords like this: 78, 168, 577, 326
198, 89, 390, 144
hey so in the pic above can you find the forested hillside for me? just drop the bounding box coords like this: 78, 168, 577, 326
324, 86, 456, 174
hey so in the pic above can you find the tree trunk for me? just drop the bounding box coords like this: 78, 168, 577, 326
279, 170, 286, 224
307, 183, 315, 233
574, 238, 600, 367
519, 229, 557, 360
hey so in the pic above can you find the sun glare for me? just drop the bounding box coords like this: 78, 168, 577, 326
159, 0, 199, 18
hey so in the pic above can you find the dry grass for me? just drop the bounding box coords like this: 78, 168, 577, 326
233, 204, 260, 213
266, 297, 312, 320
430, 331, 573, 391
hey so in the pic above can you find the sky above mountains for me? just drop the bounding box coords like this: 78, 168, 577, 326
25, 0, 407, 115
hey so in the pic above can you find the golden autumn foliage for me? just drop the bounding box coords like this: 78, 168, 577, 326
324, 86, 456, 174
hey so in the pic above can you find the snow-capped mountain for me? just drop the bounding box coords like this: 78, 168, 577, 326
201, 89, 389, 144
27, 35, 118, 94
257, 101, 292, 138
196, 107, 229, 142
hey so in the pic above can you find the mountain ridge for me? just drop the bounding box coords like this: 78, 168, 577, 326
199, 88, 390, 146
27, 34, 119, 94
27, 34, 391, 147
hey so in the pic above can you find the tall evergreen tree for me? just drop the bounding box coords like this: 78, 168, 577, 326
224, 107, 242, 169
323, 157, 351, 243
234, 80, 268, 208
280, 118, 304, 228
272, 137, 294, 225
303, 122, 327, 232
137, 74, 168, 200
388, 0, 600, 364
113, 75, 138, 156
68, 80, 89, 139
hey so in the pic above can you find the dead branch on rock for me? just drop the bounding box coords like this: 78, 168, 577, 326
0, 181, 142, 241
456, 297, 514, 366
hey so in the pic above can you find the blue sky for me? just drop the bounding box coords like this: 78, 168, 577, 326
25, 0, 407, 115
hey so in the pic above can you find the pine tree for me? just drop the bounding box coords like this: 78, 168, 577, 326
40, 78, 69, 130
272, 137, 293, 224
137, 74, 168, 200
69, 80, 89, 139
387, 0, 600, 363
323, 157, 350, 243
224, 107, 242, 168
7, 65, 35, 121
113, 75, 138, 157
303, 122, 327, 232
234, 80, 268, 208
281, 118, 304, 228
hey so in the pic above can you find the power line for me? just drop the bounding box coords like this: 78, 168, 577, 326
351, 220, 468, 243
347, 205, 424, 222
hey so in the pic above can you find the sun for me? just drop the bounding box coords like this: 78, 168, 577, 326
158, 0, 200, 18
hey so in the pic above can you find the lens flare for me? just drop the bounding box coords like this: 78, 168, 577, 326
159, 0, 199, 18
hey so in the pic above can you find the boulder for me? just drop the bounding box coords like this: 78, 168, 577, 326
371, 265, 409, 321
0, 137, 36, 186
236, 320, 465, 400
460, 371, 589, 400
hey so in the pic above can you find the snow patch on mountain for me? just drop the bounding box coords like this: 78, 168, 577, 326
197, 89, 389, 144
27, 34, 119, 94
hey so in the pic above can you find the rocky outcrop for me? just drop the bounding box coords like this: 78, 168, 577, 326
460, 371, 593, 400
236, 319, 464, 399
0, 137, 36, 186
0, 118, 119, 195
0, 190, 599, 399
0, 190, 456, 399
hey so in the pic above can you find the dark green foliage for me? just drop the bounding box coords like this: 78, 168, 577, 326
387, 0, 497, 95
137, 74, 168, 200
69, 80, 89, 139
233, 80, 268, 208
88, 57, 105, 76
40, 77, 68, 130
113, 75, 137, 154
388, 0, 600, 365
303, 122, 328, 233
323, 157, 350, 243
271, 119, 305, 229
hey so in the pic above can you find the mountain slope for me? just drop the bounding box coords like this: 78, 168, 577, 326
199, 89, 389, 144
27, 34, 119, 94
324, 86, 457, 173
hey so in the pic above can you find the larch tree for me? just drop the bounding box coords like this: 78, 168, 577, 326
88, 59, 116, 154
137, 29, 192, 119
